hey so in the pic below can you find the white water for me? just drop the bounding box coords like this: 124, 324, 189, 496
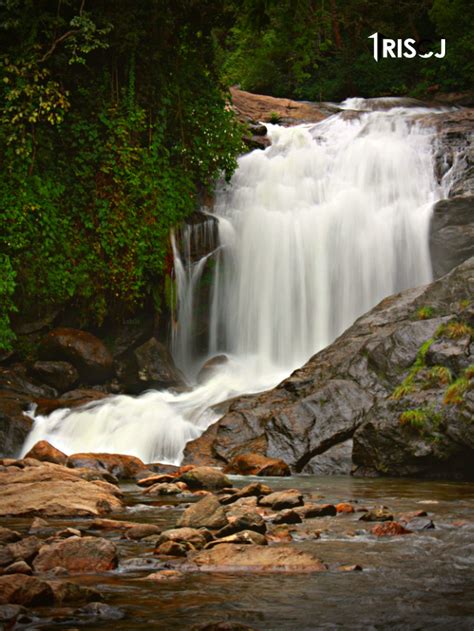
21, 100, 445, 464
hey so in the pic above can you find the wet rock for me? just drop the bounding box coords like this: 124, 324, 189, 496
224, 453, 290, 476
0, 527, 22, 545
67, 452, 147, 480
155, 527, 211, 551
336, 503, 355, 514
5, 536, 41, 565
359, 507, 393, 522
143, 482, 183, 495
33, 536, 118, 573
137, 473, 177, 487
0, 390, 33, 457
0, 604, 27, 624
371, 521, 411, 536
39, 328, 114, 383
272, 509, 302, 525
197, 355, 229, 383
189, 543, 327, 573
142, 570, 184, 581
337, 564, 363, 572
24, 440, 67, 465
0, 460, 123, 517
299, 503, 337, 518
155, 540, 189, 557
204, 530, 267, 548
177, 466, 231, 491
257, 489, 304, 510
0, 366, 57, 399
220, 482, 273, 505
47, 580, 101, 604
76, 601, 125, 621
125, 524, 161, 540
191, 622, 258, 631
184, 259, 474, 479
2, 560, 32, 575
402, 518, 435, 531
178, 495, 228, 530
29, 360, 79, 392
217, 512, 266, 536
35, 388, 108, 416
0, 574, 55, 606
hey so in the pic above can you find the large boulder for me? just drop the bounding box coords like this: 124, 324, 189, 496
39, 328, 114, 384
0, 575, 54, 606
29, 360, 79, 392
0, 460, 123, 516
430, 197, 474, 278
24, 440, 67, 465
183, 258, 474, 478
177, 466, 230, 490
178, 495, 228, 530
224, 453, 290, 476
66, 452, 148, 480
33, 536, 118, 573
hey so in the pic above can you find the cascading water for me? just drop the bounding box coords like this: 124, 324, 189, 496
21, 100, 447, 464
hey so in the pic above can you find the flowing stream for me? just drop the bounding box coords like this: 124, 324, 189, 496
21, 99, 446, 462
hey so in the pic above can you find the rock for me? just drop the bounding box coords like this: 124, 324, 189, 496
46, 580, 101, 603
66, 452, 147, 480
359, 507, 393, 522
137, 473, 177, 487
5, 536, 41, 565
197, 355, 229, 384
24, 440, 67, 465
143, 482, 183, 495
402, 518, 435, 531
178, 495, 228, 530
0, 604, 27, 625
0, 527, 22, 545
189, 543, 327, 573
337, 564, 363, 572
224, 453, 290, 476
35, 388, 109, 416
336, 503, 355, 514
204, 530, 267, 548
371, 522, 411, 536
142, 570, 184, 581
29, 360, 79, 392
33, 536, 118, 573
272, 509, 302, 525
155, 527, 211, 551
125, 524, 161, 540
75, 601, 125, 620
0, 390, 33, 457
39, 327, 114, 383
0, 366, 57, 399
220, 482, 273, 505
257, 489, 304, 510
183, 259, 474, 479
430, 197, 474, 279
178, 466, 231, 491
124, 337, 185, 390
2, 561, 32, 575
155, 540, 189, 557
0, 460, 123, 516
217, 512, 266, 536
0, 574, 55, 606
299, 503, 337, 518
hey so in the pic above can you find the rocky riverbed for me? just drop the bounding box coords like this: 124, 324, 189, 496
1, 452, 473, 630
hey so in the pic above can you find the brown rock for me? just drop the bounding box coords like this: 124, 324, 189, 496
155, 527, 211, 551
177, 466, 230, 491
29, 517, 50, 533
337, 564, 363, 572
336, 503, 355, 514
189, 544, 327, 573
35, 389, 108, 415
0, 460, 123, 517
0, 574, 54, 606
224, 453, 290, 477
125, 525, 161, 540
24, 440, 67, 465
217, 512, 266, 536
137, 474, 176, 487
360, 506, 393, 522
371, 522, 412, 537
220, 482, 273, 505
67, 452, 147, 480
142, 570, 184, 581
46, 579, 101, 603
178, 495, 228, 530
299, 503, 337, 518
204, 530, 267, 548
0, 527, 21, 545
33, 536, 118, 573
258, 489, 304, 510
2, 561, 32, 575
39, 327, 114, 383
29, 360, 79, 393
6, 536, 41, 565
155, 540, 189, 557
272, 510, 302, 525
191, 622, 257, 631
143, 482, 183, 496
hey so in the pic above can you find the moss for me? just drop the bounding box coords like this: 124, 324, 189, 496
424, 365, 453, 388
399, 406, 442, 434
416, 306, 435, 320
435, 320, 474, 340
390, 338, 434, 400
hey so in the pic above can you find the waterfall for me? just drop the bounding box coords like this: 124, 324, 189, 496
21, 100, 446, 464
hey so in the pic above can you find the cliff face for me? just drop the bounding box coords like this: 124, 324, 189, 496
184, 257, 474, 480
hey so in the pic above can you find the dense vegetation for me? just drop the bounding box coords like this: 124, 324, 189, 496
219, 0, 474, 100
1, 0, 472, 351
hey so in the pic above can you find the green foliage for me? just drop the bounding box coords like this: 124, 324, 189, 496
435, 320, 474, 339
269, 111, 282, 124
425, 365, 452, 387
417, 306, 435, 320
0, 1, 244, 348
443, 365, 474, 405
390, 338, 434, 400
399, 406, 442, 433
